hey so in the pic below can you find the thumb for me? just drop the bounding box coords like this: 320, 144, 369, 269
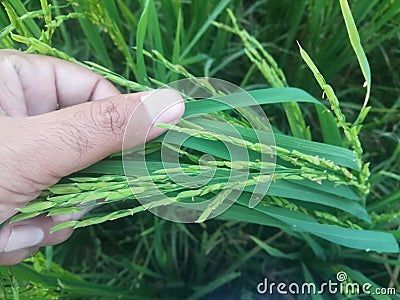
14, 89, 184, 179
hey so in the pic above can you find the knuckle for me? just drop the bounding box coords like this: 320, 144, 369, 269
89, 100, 129, 138
0, 50, 27, 71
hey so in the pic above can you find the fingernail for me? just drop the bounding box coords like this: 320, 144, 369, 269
141, 89, 184, 126
123, 89, 185, 150
4, 225, 44, 252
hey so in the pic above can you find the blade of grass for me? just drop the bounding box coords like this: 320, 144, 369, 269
136, 0, 150, 84
339, 0, 371, 126
232, 202, 396, 252
215, 10, 311, 140
102, 0, 122, 32
170, 8, 182, 82
301, 263, 324, 300
297, 41, 370, 198
267, 214, 398, 253
180, 0, 231, 60
315, 104, 343, 147
183, 87, 321, 117
250, 236, 299, 260
3, 0, 41, 37
188, 271, 241, 300
147, 0, 166, 82
9, 261, 152, 299
71, 2, 113, 68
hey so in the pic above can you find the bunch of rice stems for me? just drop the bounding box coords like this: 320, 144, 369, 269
0, 0, 398, 255
1, 1, 400, 298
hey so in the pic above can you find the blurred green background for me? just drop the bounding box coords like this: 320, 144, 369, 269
0, 0, 399, 299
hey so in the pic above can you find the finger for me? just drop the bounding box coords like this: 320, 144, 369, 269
0, 49, 120, 116
0, 106, 6, 117
0, 222, 44, 253
0, 246, 39, 266
25, 89, 183, 178
0, 51, 28, 117
0, 215, 74, 265
0, 216, 73, 251
0, 89, 184, 212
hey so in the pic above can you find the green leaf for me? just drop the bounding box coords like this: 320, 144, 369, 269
266, 214, 398, 253
301, 263, 324, 300
224, 200, 397, 253
250, 236, 299, 260
180, 0, 231, 59
183, 88, 321, 117
219, 203, 294, 233
136, 0, 150, 84
147, 0, 166, 82
258, 181, 369, 222
300, 233, 326, 260
315, 104, 343, 147
339, 0, 371, 125
10, 259, 151, 298
72, 3, 113, 68
188, 271, 241, 300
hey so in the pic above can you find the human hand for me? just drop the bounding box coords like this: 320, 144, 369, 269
0, 50, 184, 265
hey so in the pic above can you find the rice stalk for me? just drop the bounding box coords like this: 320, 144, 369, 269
297, 42, 370, 199
213, 9, 311, 140
0, 1, 399, 299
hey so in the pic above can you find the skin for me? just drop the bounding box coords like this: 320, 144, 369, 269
0, 50, 184, 265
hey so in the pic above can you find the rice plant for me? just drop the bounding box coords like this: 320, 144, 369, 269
0, 0, 399, 299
